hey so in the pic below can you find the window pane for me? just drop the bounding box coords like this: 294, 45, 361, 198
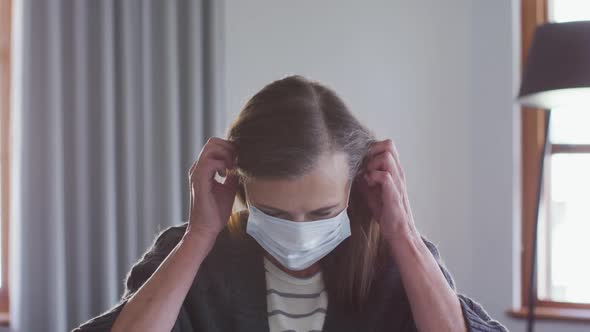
550, 107, 590, 144
539, 154, 590, 303
550, 0, 590, 22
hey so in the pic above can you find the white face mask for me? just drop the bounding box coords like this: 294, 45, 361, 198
246, 203, 352, 271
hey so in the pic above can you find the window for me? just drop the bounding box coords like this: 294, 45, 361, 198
549, 0, 590, 23
511, 0, 590, 322
536, 0, 590, 306
538, 109, 590, 304
0, 0, 11, 324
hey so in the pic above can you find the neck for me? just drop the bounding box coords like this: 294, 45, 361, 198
263, 252, 321, 278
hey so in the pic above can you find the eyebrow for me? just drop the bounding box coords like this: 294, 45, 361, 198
255, 203, 341, 215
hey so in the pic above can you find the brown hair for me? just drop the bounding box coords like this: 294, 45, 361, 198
226, 75, 387, 312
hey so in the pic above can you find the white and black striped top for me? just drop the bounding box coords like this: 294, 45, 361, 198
264, 257, 328, 332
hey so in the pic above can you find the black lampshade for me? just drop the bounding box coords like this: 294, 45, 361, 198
518, 21, 590, 109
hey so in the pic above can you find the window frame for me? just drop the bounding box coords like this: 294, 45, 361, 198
509, 0, 590, 322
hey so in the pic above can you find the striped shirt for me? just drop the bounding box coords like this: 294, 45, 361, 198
264, 257, 328, 332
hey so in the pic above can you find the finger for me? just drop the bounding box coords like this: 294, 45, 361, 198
354, 175, 379, 212
217, 171, 240, 192
366, 141, 411, 215
191, 157, 231, 179
364, 170, 400, 203
193, 158, 231, 190
366, 139, 395, 158
402, 190, 411, 216
211, 158, 235, 180
204, 149, 235, 174
189, 158, 199, 175
365, 152, 407, 193
206, 142, 235, 161
207, 138, 238, 163
387, 143, 406, 183
365, 151, 395, 174
190, 138, 237, 176
367, 139, 406, 183
189, 151, 233, 179
207, 137, 237, 155
366, 139, 395, 174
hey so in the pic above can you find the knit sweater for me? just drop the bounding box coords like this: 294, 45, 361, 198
72, 218, 509, 332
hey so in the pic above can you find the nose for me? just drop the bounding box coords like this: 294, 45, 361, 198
290, 214, 307, 223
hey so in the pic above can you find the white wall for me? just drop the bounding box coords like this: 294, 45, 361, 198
224, 0, 475, 292
471, 1, 588, 332
222, 1, 590, 331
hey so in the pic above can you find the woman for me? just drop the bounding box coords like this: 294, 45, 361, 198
73, 75, 508, 332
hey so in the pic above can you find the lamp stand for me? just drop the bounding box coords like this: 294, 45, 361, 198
527, 109, 551, 332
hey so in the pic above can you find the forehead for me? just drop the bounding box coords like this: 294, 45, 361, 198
244, 152, 350, 211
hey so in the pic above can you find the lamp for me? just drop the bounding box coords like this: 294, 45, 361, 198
517, 20, 590, 332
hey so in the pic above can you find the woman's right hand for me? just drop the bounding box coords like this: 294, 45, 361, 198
186, 137, 239, 240
109, 137, 238, 332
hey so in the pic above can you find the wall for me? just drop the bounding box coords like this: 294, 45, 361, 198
222, 0, 590, 331
224, 0, 475, 293
471, 1, 588, 331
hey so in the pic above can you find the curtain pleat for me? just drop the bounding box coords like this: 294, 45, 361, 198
99, 0, 120, 307
10, 0, 216, 330
139, 0, 156, 265
47, 0, 67, 329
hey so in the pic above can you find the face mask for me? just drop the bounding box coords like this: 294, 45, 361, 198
246, 204, 352, 271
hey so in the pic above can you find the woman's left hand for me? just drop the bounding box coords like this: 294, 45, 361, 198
356, 139, 418, 243
357, 139, 469, 332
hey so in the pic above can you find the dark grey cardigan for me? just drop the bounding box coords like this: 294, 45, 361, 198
72, 219, 508, 332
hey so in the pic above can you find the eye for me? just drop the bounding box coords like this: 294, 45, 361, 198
312, 211, 333, 218
264, 210, 289, 219
264, 211, 280, 218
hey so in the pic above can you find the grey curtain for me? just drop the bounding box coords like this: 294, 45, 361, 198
9, 0, 225, 331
